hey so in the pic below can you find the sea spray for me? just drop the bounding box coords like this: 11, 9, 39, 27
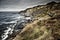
1, 15, 23, 40
1, 21, 18, 40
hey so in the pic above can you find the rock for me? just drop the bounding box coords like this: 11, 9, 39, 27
9, 1, 60, 40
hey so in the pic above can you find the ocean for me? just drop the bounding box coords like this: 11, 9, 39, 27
0, 12, 31, 40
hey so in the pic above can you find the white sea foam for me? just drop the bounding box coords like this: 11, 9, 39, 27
1, 16, 22, 40
1, 14, 32, 40
25, 17, 31, 20
1, 27, 12, 40
2, 20, 17, 24
1, 22, 18, 40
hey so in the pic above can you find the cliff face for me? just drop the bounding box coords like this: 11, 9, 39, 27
12, 1, 60, 40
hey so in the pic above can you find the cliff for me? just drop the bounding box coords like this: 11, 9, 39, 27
10, 1, 60, 40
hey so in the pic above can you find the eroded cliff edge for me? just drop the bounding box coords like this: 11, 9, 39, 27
10, 1, 60, 40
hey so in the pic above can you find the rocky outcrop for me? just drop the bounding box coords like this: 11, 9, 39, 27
10, 1, 60, 40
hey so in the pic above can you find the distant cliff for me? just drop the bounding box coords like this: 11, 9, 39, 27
10, 1, 60, 40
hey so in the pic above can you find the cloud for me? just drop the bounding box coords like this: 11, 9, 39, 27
0, 0, 60, 11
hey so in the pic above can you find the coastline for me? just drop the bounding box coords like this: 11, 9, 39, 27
8, 1, 60, 40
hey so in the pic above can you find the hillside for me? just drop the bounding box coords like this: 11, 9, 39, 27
9, 1, 60, 40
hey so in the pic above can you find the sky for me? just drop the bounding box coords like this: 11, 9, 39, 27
0, 0, 60, 11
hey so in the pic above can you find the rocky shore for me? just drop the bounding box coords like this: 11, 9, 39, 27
8, 1, 60, 40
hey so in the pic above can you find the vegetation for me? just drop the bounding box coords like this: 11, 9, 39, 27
12, 1, 60, 40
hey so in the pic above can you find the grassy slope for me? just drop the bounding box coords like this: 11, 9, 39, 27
13, 1, 60, 40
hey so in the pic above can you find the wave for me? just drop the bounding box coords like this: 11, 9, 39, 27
2, 21, 17, 24
1, 21, 18, 40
